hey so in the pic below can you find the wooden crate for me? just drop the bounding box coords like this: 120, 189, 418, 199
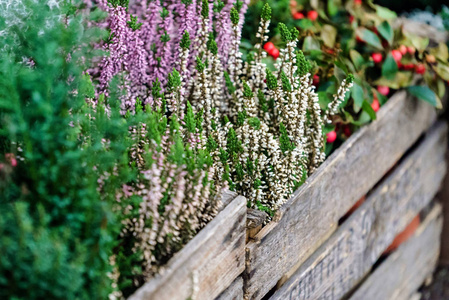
269, 122, 447, 299
348, 203, 443, 300
244, 92, 437, 299
129, 191, 246, 300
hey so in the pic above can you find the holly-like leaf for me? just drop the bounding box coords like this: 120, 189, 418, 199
356, 28, 383, 50
377, 21, 393, 45
406, 85, 442, 108
381, 53, 398, 80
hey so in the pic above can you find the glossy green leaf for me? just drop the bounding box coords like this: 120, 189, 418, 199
377, 21, 393, 45
406, 85, 442, 108
327, 0, 339, 16
362, 100, 377, 120
295, 18, 314, 30
434, 64, 449, 81
356, 28, 383, 50
381, 53, 398, 80
375, 5, 397, 19
352, 83, 364, 108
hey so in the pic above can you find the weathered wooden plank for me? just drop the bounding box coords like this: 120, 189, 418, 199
438, 153, 449, 264
246, 209, 268, 242
269, 122, 447, 300
349, 204, 442, 300
130, 191, 246, 300
244, 91, 437, 299
216, 276, 244, 300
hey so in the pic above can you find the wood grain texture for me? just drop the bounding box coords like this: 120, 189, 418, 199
269, 122, 447, 300
129, 191, 246, 300
216, 277, 244, 300
438, 152, 449, 264
349, 204, 443, 300
244, 92, 437, 299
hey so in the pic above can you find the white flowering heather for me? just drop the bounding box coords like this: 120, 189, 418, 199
325, 75, 354, 122
119, 110, 220, 284
228, 7, 244, 85
246, 4, 271, 91
306, 79, 325, 173
89, 2, 354, 292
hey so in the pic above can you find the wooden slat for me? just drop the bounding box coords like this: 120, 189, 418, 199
244, 92, 437, 299
269, 122, 447, 300
438, 152, 449, 264
130, 191, 246, 300
349, 204, 443, 300
216, 276, 244, 300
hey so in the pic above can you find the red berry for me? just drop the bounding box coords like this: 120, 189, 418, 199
371, 98, 380, 112
391, 50, 402, 62
313, 74, 320, 86
307, 10, 318, 21
415, 63, 426, 74
371, 52, 383, 63
263, 42, 275, 53
343, 125, 352, 137
377, 85, 390, 96
271, 48, 280, 60
354, 0, 362, 5
398, 45, 407, 55
349, 15, 355, 23
402, 63, 415, 71
407, 46, 416, 55
326, 131, 337, 143
293, 12, 305, 20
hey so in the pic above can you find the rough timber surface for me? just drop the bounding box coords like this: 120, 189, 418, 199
349, 204, 443, 300
438, 152, 449, 264
216, 276, 244, 300
244, 91, 437, 299
269, 122, 447, 300
129, 191, 246, 300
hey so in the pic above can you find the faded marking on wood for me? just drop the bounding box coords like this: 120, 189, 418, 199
244, 92, 437, 299
269, 122, 447, 300
130, 191, 246, 300
349, 204, 443, 300
216, 276, 243, 300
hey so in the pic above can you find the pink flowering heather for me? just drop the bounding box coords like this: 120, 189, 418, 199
90, 0, 248, 114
